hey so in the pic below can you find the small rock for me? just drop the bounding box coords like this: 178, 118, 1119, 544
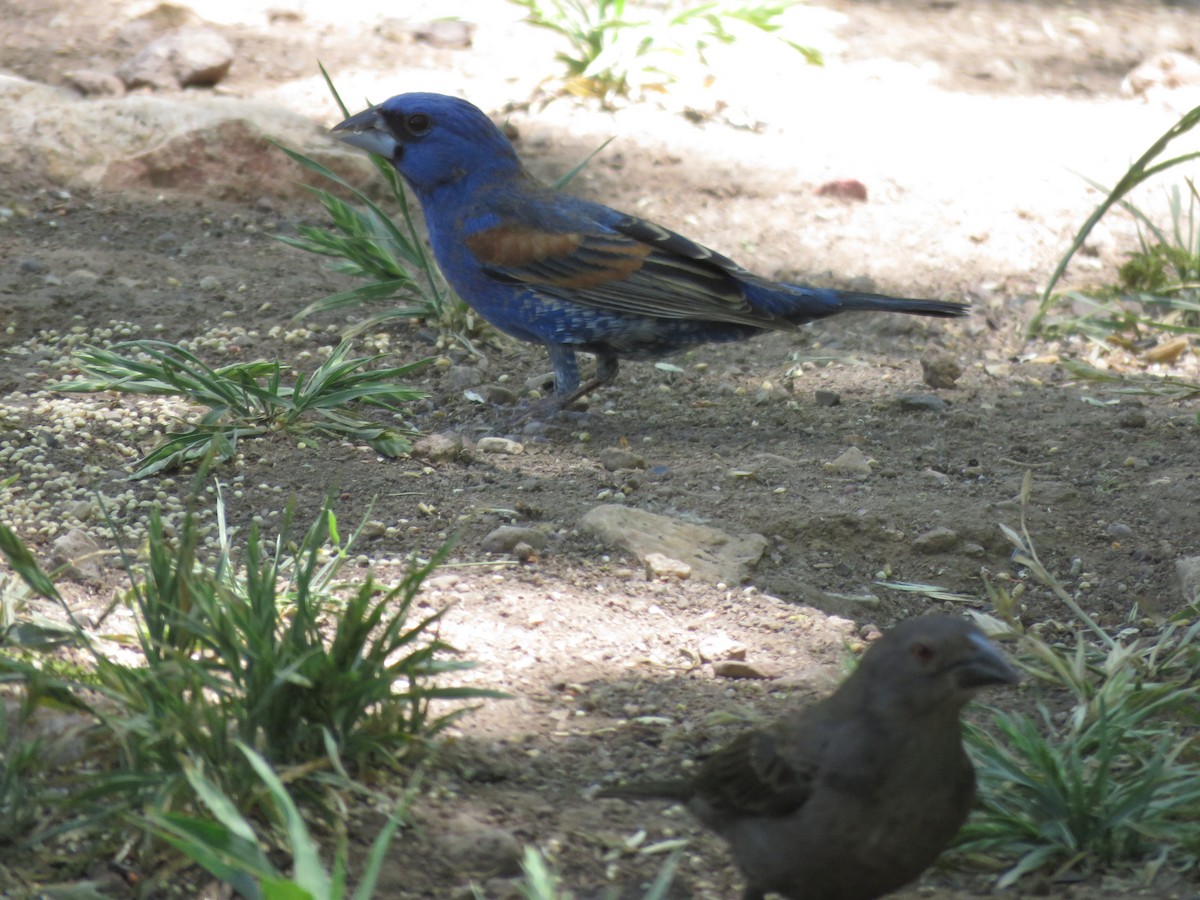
411, 431, 464, 462
481, 526, 547, 555
476, 436, 523, 455
912, 526, 959, 553
49, 528, 105, 584
580, 505, 765, 586
449, 365, 484, 390
1122, 51, 1200, 109
1143, 336, 1188, 364
895, 394, 947, 412
414, 18, 475, 48
813, 390, 841, 407
64, 269, 101, 285
713, 660, 777, 680
65, 499, 95, 521
1116, 409, 1147, 429
1105, 522, 1134, 539
198, 275, 222, 291
598, 447, 645, 471
816, 179, 868, 202
824, 446, 872, 477
698, 633, 747, 662
437, 819, 523, 877
117, 27, 234, 90
920, 350, 962, 389
1176, 556, 1200, 608
524, 372, 555, 393
482, 383, 520, 405
63, 69, 125, 97
643, 552, 691, 580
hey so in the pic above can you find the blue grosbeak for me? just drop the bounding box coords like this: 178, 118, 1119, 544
332, 93, 967, 409
601, 615, 1019, 900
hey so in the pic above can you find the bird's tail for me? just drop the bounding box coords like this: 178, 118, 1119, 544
829, 290, 969, 319
597, 780, 694, 802
761, 283, 969, 325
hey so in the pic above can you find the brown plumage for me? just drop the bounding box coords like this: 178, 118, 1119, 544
600, 615, 1019, 900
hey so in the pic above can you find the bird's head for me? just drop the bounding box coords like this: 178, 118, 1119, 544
857, 615, 1019, 715
332, 92, 521, 197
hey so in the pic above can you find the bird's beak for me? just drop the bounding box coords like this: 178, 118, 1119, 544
955, 633, 1020, 689
331, 107, 399, 159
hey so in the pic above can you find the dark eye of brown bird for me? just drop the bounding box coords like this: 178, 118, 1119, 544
600, 614, 1019, 900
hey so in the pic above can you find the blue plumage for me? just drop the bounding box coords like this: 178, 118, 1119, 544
332, 93, 966, 407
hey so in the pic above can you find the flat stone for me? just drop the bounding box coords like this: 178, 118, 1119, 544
580, 504, 766, 586
476, 436, 523, 455
49, 528, 105, 584
481, 526, 548, 555
411, 431, 464, 462
643, 552, 691, 580
598, 447, 645, 471
824, 446, 872, 477
713, 660, 777, 679
912, 526, 960, 553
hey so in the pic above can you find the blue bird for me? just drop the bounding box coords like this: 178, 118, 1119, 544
332, 93, 966, 409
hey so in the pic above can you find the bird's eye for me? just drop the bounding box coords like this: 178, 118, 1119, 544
406, 113, 432, 136
911, 642, 936, 664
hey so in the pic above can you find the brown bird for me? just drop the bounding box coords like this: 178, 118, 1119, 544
600, 615, 1018, 900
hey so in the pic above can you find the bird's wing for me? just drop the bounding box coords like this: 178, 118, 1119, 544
692, 727, 820, 818
463, 216, 786, 327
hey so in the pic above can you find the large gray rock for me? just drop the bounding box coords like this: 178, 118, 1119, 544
580, 504, 766, 586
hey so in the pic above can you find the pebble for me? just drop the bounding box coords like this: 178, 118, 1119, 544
920, 350, 963, 389
1177, 556, 1200, 608
824, 446, 872, 476
477, 437, 523, 455
411, 431, 464, 461
1116, 409, 1147, 429
814, 389, 841, 407
449, 365, 483, 390
482, 384, 519, 405
65, 269, 101, 285
597, 447, 645, 471
1105, 522, 1134, 539
436, 819, 523, 877
698, 633, 747, 662
712, 660, 777, 680
481, 526, 547, 555
63, 69, 125, 97
895, 393, 947, 412
117, 26, 234, 90
643, 552, 691, 580
912, 526, 960, 553
49, 528, 106, 584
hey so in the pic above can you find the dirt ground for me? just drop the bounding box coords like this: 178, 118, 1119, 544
2, 0, 1200, 898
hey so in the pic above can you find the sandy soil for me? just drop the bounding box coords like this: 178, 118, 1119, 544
2, 1, 1199, 897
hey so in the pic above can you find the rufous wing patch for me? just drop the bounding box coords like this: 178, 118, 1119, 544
466, 226, 583, 266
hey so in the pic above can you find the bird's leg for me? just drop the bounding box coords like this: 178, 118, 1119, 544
555, 353, 620, 409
